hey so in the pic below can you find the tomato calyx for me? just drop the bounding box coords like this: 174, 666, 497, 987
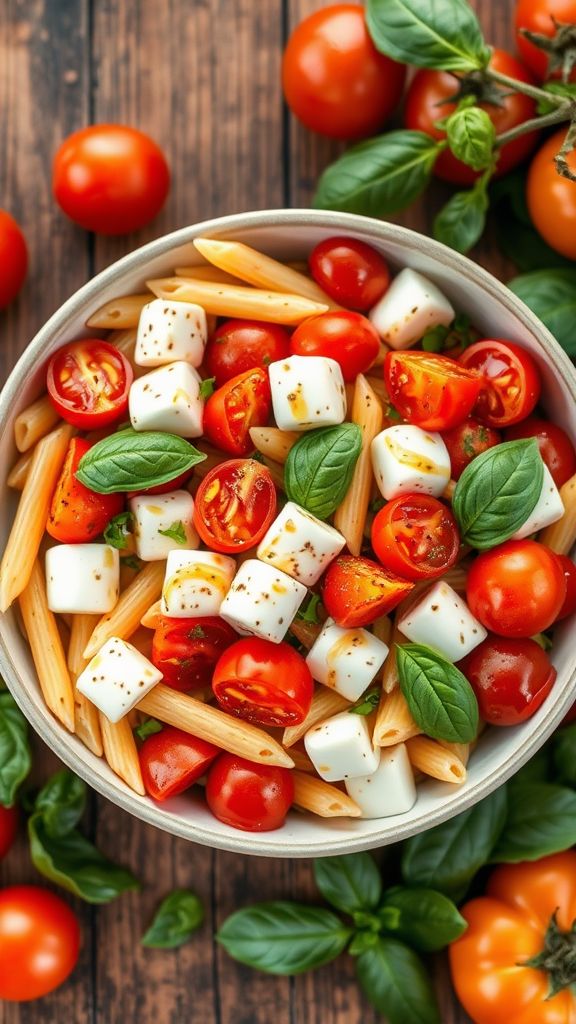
443, 71, 508, 109
524, 910, 576, 997
520, 21, 576, 82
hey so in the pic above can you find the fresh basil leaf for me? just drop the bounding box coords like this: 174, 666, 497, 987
402, 785, 508, 900
513, 744, 552, 785
198, 376, 215, 400
446, 107, 495, 170
158, 520, 187, 545
76, 429, 206, 494
553, 724, 576, 786
104, 511, 133, 550
433, 187, 488, 254
508, 270, 576, 358
377, 886, 467, 952
366, 0, 490, 71
397, 644, 478, 743
0, 690, 32, 807
492, 783, 576, 862
296, 593, 323, 624
34, 770, 86, 839
314, 853, 382, 914
313, 131, 439, 218
349, 930, 380, 956
356, 938, 441, 1024
134, 718, 163, 742
285, 424, 362, 520
349, 687, 381, 716
217, 902, 352, 974
121, 554, 142, 572
452, 439, 543, 549
142, 889, 204, 948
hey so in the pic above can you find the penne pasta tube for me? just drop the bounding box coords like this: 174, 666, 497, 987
380, 621, 408, 694
86, 294, 151, 330
7, 450, 33, 490
371, 342, 390, 368
249, 427, 299, 464
334, 375, 383, 555
67, 614, 103, 756
141, 599, 162, 630
283, 687, 350, 747
83, 561, 166, 659
260, 456, 284, 491
292, 771, 362, 817
190, 448, 223, 481
288, 618, 322, 650
174, 264, 247, 286
289, 748, 316, 773
108, 328, 147, 378
443, 479, 457, 502
439, 739, 470, 767
99, 714, 145, 795
540, 471, 576, 554
373, 686, 420, 747
371, 614, 393, 648
146, 277, 329, 326
406, 736, 467, 784
14, 395, 61, 453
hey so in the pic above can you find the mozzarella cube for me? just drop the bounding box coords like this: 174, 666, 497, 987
397, 580, 487, 662
304, 712, 380, 782
306, 618, 389, 702
371, 424, 451, 499
256, 501, 345, 586
129, 490, 199, 561
46, 544, 119, 614
135, 298, 207, 367
76, 636, 162, 723
268, 355, 346, 431
219, 559, 306, 643
512, 463, 564, 540
345, 744, 417, 818
129, 361, 203, 437
369, 268, 455, 350
161, 550, 235, 617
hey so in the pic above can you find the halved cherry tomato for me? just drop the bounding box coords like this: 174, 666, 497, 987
459, 635, 556, 725
139, 726, 220, 802
0, 886, 80, 1001
193, 459, 276, 554
441, 419, 501, 480
47, 438, 124, 543
47, 339, 133, 428
505, 416, 576, 487
309, 237, 390, 311
212, 638, 314, 727
459, 340, 541, 428
554, 554, 576, 621
206, 753, 294, 832
384, 351, 482, 431
0, 805, 18, 860
151, 615, 238, 692
372, 495, 459, 581
322, 555, 414, 628
290, 311, 380, 382
467, 540, 566, 637
202, 367, 271, 456
0, 210, 27, 309
205, 320, 291, 387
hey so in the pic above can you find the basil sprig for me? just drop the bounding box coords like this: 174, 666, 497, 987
284, 424, 362, 520
142, 889, 204, 948
356, 939, 441, 1024
397, 643, 479, 743
217, 903, 353, 974
76, 429, 206, 494
0, 689, 32, 807
445, 107, 496, 171
366, 0, 490, 72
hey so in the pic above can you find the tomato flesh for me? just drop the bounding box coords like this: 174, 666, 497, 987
372, 495, 460, 581
290, 311, 381, 381
309, 237, 390, 311
47, 340, 133, 428
212, 638, 314, 727
323, 555, 414, 628
459, 339, 541, 428
505, 416, 576, 487
193, 459, 276, 554
0, 886, 80, 1001
459, 634, 556, 725
441, 418, 501, 480
205, 320, 291, 387
206, 754, 294, 832
203, 367, 271, 456
384, 350, 482, 431
0, 210, 27, 309
139, 725, 220, 802
47, 437, 124, 543
152, 615, 238, 692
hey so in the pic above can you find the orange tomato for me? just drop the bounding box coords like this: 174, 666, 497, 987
526, 130, 576, 259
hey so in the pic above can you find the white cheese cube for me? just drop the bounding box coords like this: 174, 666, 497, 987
397, 580, 487, 662
135, 298, 207, 367
304, 712, 380, 782
129, 361, 203, 437
268, 355, 346, 431
219, 559, 306, 643
129, 490, 199, 562
512, 463, 564, 540
161, 550, 235, 617
46, 544, 119, 614
256, 501, 345, 586
345, 744, 417, 818
369, 268, 455, 350
76, 636, 162, 723
306, 618, 389, 702
371, 424, 451, 499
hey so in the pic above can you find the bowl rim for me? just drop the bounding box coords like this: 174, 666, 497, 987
2, 207, 576, 858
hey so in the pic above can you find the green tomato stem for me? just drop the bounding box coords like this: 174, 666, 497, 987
495, 105, 573, 149
485, 65, 570, 107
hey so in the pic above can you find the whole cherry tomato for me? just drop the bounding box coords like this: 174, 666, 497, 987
385, 350, 482, 431
516, 0, 576, 81
0, 210, 27, 309
505, 415, 576, 487
290, 311, 380, 382
47, 340, 133, 429
554, 554, 576, 620
460, 634, 556, 725
205, 320, 291, 387
47, 438, 124, 543
202, 367, 271, 456
0, 886, 80, 1001
206, 754, 294, 832
323, 555, 414, 628
139, 726, 220, 802
152, 615, 238, 691
309, 237, 390, 311
527, 129, 576, 260
212, 637, 314, 727
441, 419, 501, 480
193, 459, 276, 554
0, 805, 18, 860
459, 340, 541, 428
372, 495, 460, 581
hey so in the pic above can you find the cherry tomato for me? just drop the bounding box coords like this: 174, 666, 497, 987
459, 340, 541, 428
282, 4, 406, 140
0, 210, 27, 309
205, 320, 291, 387
193, 459, 276, 554
139, 726, 220, 802
459, 635, 556, 725
151, 615, 238, 692
516, 0, 576, 81
554, 554, 576, 620
212, 638, 314, 727
47, 438, 123, 543
203, 367, 271, 456
384, 351, 482, 431
467, 540, 566, 637
0, 886, 80, 1001
127, 469, 191, 498
371, 495, 459, 581
47, 339, 133, 429
52, 125, 170, 235
323, 555, 414, 628
527, 129, 576, 260
206, 754, 293, 832
404, 49, 538, 184
309, 237, 390, 311
441, 419, 501, 480
290, 311, 380, 382
0, 805, 18, 860
505, 415, 576, 487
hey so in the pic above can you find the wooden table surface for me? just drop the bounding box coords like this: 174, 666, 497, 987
0, 1, 517, 1021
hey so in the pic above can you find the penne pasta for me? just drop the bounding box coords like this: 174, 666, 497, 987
108, 327, 147, 379
283, 687, 350, 747
443, 479, 457, 502
86, 293, 151, 330
67, 614, 103, 756
174, 264, 247, 286
373, 686, 420, 747
14, 395, 61, 453
249, 426, 299, 464
540, 471, 576, 553
380, 621, 408, 694
288, 748, 317, 773
439, 739, 470, 767
7, 450, 33, 490
406, 736, 467, 784
292, 771, 362, 817
146, 277, 329, 325
334, 375, 383, 555
140, 599, 162, 630
260, 456, 284, 491
99, 714, 145, 795
372, 614, 393, 648
83, 561, 166, 659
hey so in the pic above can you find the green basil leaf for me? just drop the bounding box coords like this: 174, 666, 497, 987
217, 902, 352, 974
356, 938, 441, 1024
296, 593, 323, 624
34, 770, 86, 839
103, 511, 133, 549
513, 745, 552, 785
433, 187, 488, 254
76, 429, 206, 494
553, 723, 576, 786
349, 687, 381, 715
445, 107, 495, 170
198, 376, 215, 400
313, 131, 439, 218
313, 853, 382, 914
397, 644, 478, 743
121, 554, 142, 572
0, 690, 32, 807
491, 783, 576, 862
509, 270, 576, 358
134, 718, 163, 742
142, 889, 204, 948
402, 785, 508, 901
377, 886, 467, 952
452, 438, 544, 549
284, 424, 362, 520
366, 0, 490, 71
158, 520, 187, 544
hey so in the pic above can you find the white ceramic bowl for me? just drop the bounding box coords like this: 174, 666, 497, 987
1, 209, 575, 858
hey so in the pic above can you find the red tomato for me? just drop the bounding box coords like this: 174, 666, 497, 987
203, 367, 271, 456
205, 320, 291, 387
371, 495, 459, 581
47, 340, 133, 429
505, 416, 576, 487
0, 886, 80, 1001
0, 210, 27, 309
290, 311, 380, 382
459, 340, 541, 428
206, 754, 293, 832
309, 237, 390, 311
441, 419, 501, 480
384, 351, 482, 431
52, 125, 170, 235
212, 638, 314, 727
516, 0, 576, 81
404, 49, 538, 184
527, 130, 576, 260
47, 438, 123, 543
151, 615, 238, 692
139, 726, 220, 802
459, 635, 556, 725
127, 469, 191, 498
554, 554, 576, 621
467, 540, 566, 637
323, 555, 414, 628
0, 805, 18, 860
282, 4, 406, 140
193, 459, 276, 554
